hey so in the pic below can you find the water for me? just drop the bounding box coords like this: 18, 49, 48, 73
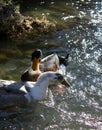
0, 0, 102, 129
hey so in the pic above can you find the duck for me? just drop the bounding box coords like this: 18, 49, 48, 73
21, 49, 70, 82
40, 53, 69, 72
0, 72, 70, 107
21, 49, 42, 82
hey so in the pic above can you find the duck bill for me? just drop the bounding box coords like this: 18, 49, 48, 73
61, 79, 71, 87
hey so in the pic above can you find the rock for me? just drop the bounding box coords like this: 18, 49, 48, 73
0, 4, 56, 40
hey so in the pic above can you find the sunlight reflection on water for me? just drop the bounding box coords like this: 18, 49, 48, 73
0, 0, 102, 129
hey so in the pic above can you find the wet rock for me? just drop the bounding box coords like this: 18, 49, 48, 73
0, 4, 56, 40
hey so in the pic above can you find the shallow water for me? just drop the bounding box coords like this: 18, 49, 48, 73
0, 0, 102, 130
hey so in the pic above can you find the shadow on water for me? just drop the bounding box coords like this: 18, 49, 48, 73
0, 0, 102, 129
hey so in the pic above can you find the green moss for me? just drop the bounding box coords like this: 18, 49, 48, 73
0, 48, 22, 57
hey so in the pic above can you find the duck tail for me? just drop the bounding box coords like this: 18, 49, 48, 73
65, 53, 69, 59
58, 53, 70, 66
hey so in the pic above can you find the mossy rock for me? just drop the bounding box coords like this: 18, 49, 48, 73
0, 4, 56, 41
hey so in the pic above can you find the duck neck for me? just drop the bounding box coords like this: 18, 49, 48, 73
32, 58, 40, 71
36, 78, 49, 88
30, 78, 50, 101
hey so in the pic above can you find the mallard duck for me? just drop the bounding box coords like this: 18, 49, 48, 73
21, 49, 70, 82
21, 49, 42, 82
0, 72, 70, 107
40, 53, 69, 72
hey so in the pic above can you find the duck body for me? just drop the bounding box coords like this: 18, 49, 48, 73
0, 72, 68, 107
40, 53, 70, 72
0, 80, 27, 107
21, 67, 41, 82
40, 53, 59, 72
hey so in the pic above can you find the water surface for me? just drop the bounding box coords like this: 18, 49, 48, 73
0, 0, 102, 129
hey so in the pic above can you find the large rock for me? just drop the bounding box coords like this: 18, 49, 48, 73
0, 4, 56, 40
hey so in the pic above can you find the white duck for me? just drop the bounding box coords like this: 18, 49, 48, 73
0, 72, 70, 107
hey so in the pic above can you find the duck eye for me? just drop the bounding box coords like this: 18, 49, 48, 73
56, 73, 63, 81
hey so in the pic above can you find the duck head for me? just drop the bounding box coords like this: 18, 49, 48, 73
37, 71, 70, 87
52, 73, 71, 87
31, 49, 42, 70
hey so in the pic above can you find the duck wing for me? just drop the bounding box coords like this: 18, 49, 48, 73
24, 81, 36, 92
40, 53, 59, 71
0, 80, 26, 94
0, 80, 29, 108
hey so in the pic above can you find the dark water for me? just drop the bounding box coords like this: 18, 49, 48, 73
0, 0, 102, 130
